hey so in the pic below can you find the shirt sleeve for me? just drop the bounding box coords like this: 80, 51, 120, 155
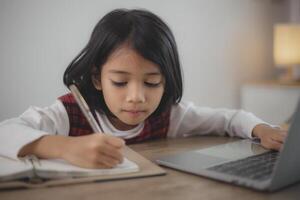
167, 101, 268, 139
0, 100, 69, 159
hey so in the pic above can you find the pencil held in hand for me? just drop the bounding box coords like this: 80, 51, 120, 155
69, 84, 103, 133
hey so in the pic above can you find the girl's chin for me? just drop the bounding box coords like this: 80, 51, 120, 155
112, 117, 144, 130
109, 111, 150, 130
119, 118, 143, 126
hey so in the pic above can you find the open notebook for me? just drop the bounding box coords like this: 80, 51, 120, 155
0, 155, 139, 182
0, 147, 165, 189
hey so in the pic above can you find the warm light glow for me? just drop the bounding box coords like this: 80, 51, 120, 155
274, 24, 300, 67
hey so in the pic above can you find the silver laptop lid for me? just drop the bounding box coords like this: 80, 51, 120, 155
270, 100, 300, 191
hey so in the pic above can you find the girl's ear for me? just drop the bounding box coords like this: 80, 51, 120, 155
91, 67, 102, 91
92, 75, 102, 91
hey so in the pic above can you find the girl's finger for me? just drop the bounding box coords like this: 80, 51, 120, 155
105, 136, 125, 148
265, 139, 282, 151
270, 131, 287, 143
98, 144, 123, 163
97, 153, 120, 168
271, 133, 284, 143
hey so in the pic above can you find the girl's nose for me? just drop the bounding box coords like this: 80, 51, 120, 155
126, 83, 145, 103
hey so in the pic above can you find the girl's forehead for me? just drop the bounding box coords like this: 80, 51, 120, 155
103, 46, 161, 74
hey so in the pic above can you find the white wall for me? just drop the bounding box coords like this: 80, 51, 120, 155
0, 0, 287, 121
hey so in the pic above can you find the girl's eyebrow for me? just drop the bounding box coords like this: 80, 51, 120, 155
108, 70, 161, 76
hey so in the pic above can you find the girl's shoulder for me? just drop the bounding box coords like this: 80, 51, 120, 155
58, 93, 75, 104
57, 93, 81, 118
170, 100, 196, 113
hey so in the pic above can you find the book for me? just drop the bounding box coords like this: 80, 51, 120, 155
0, 147, 165, 189
0, 155, 139, 182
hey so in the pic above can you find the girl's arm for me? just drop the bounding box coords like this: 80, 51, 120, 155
167, 101, 287, 150
18, 135, 67, 159
18, 134, 125, 169
0, 100, 68, 159
168, 101, 264, 138
0, 100, 124, 168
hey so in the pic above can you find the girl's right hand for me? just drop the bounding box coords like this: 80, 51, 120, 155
62, 134, 125, 169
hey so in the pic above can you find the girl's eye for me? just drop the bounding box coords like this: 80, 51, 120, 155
111, 81, 127, 87
144, 82, 161, 87
111, 80, 161, 88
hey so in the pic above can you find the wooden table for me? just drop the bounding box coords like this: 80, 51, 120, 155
1, 136, 300, 200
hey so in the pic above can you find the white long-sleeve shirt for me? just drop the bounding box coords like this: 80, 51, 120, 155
0, 100, 266, 159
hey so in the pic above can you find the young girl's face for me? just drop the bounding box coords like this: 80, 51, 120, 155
94, 45, 165, 130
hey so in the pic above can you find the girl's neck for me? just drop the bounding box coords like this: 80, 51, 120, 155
106, 115, 138, 131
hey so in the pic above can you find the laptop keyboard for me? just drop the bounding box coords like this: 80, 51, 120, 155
208, 151, 279, 181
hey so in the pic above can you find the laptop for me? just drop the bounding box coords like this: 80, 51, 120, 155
156, 100, 300, 191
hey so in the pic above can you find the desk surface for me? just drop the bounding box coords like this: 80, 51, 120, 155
1, 136, 300, 200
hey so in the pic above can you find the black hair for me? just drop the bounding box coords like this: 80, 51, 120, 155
63, 8, 183, 116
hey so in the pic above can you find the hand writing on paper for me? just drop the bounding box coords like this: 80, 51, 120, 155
63, 134, 125, 169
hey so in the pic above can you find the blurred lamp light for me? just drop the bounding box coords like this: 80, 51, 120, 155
274, 24, 300, 81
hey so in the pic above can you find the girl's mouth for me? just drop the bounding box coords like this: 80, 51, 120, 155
123, 110, 146, 117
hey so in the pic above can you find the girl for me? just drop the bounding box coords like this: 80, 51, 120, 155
0, 9, 287, 169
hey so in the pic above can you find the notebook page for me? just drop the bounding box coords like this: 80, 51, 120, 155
34, 158, 139, 179
0, 156, 33, 181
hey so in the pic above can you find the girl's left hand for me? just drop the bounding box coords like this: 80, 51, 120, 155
252, 124, 288, 151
